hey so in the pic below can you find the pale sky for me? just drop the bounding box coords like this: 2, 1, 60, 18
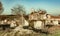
1, 0, 60, 15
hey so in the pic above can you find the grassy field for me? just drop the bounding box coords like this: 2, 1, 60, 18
0, 26, 60, 36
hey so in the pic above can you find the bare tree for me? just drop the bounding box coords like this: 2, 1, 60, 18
0, 2, 4, 14
11, 5, 26, 25
37, 9, 47, 14
11, 5, 26, 15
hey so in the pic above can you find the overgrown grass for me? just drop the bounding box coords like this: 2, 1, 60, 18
0, 28, 60, 36
47, 30, 60, 36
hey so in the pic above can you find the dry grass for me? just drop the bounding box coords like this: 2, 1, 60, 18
0, 25, 60, 36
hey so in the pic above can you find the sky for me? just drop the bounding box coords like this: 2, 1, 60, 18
0, 0, 60, 15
